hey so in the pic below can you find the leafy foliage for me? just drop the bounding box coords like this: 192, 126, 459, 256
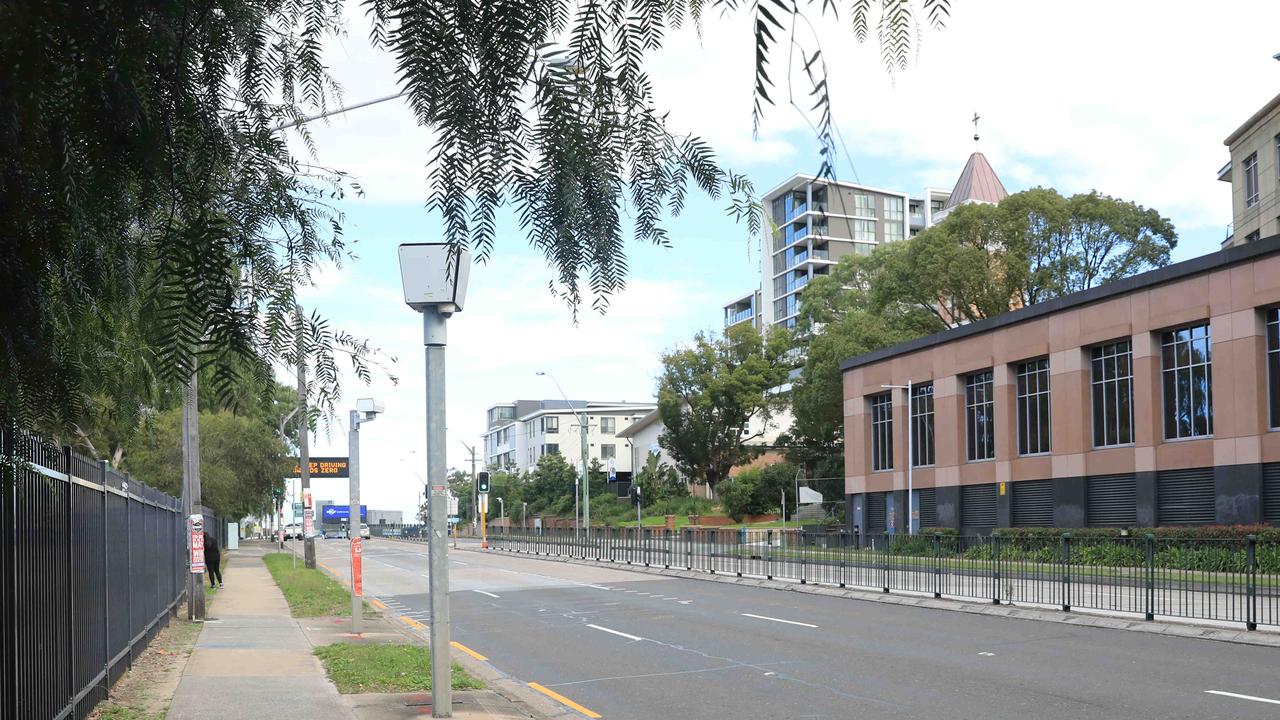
717, 461, 797, 521
633, 452, 689, 508
657, 323, 791, 490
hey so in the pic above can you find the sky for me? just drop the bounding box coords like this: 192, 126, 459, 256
283, 0, 1280, 520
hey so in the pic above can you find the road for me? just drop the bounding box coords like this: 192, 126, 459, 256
296, 537, 1280, 720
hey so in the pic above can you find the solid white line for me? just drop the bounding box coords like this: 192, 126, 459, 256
473, 590, 500, 598
1205, 690, 1280, 705
740, 613, 818, 628
587, 624, 643, 642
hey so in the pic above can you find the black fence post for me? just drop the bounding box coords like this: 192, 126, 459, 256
1061, 533, 1072, 613
992, 533, 1001, 606
2, 422, 16, 720
933, 533, 942, 599
709, 529, 716, 574
882, 534, 890, 594
799, 529, 807, 584
685, 528, 692, 570
736, 529, 742, 577
62, 445, 75, 712
1246, 535, 1258, 632
100, 461, 110, 698
766, 530, 773, 580
838, 531, 847, 588
1144, 534, 1155, 621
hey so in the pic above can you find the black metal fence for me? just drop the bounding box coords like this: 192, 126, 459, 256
488, 526, 1279, 632
2, 423, 199, 720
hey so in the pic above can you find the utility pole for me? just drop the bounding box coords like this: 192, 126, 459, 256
298, 306, 317, 568
182, 371, 205, 620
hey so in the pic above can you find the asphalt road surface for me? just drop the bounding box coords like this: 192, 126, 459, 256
296, 537, 1280, 720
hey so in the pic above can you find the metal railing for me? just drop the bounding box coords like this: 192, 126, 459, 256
487, 527, 1279, 632
2, 422, 193, 720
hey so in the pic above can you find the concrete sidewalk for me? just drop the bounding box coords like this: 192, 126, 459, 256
168, 543, 541, 720
168, 545, 354, 720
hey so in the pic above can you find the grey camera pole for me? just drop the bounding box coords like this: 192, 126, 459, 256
349, 409, 362, 634
424, 307, 452, 717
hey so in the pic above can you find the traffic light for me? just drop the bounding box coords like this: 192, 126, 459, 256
477, 471, 490, 494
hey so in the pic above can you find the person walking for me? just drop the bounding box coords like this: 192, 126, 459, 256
204, 531, 223, 589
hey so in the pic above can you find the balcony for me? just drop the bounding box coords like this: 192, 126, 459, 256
785, 274, 809, 294
725, 308, 755, 327
785, 201, 808, 222
910, 211, 926, 227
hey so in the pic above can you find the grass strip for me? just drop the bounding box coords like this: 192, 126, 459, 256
314, 643, 484, 694
263, 553, 373, 617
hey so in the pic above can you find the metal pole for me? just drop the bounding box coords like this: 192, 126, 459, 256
581, 422, 590, 540
348, 410, 362, 634
424, 308, 452, 718
469, 447, 477, 533
907, 380, 914, 535
298, 306, 316, 569
182, 371, 205, 620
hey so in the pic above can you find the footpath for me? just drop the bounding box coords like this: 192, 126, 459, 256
168, 543, 542, 719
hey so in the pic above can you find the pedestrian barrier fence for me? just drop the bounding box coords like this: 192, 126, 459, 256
2, 422, 206, 720
484, 526, 1278, 632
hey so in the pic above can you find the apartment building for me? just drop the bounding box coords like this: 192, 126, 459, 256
841, 235, 1280, 535
482, 399, 656, 477
723, 152, 1008, 332
1220, 92, 1280, 247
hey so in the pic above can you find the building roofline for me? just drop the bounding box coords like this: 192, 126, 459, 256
839, 233, 1280, 372
1224, 92, 1280, 146
759, 173, 912, 203
617, 408, 661, 438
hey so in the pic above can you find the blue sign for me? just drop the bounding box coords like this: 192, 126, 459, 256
321, 505, 367, 521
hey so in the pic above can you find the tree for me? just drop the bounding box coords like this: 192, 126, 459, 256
2, 0, 952, 427
717, 462, 797, 521
868, 189, 1177, 327
658, 323, 790, 492
524, 453, 579, 516
125, 409, 289, 518
633, 453, 688, 508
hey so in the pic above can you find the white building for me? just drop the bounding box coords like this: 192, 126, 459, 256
482, 399, 656, 477
724, 153, 1008, 333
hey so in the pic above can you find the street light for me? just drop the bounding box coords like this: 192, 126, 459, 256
522, 501, 527, 531
348, 397, 383, 633
536, 371, 590, 541
496, 497, 505, 528
882, 381, 915, 535
398, 241, 471, 719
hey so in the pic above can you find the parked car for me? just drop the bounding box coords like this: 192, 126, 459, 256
284, 523, 302, 540
359, 523, 371, 539
323, 526, 345, 539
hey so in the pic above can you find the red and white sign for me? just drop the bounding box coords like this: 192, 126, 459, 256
303, 490, 315, 539
351, 538, 363, 597
189, 515, 206, 574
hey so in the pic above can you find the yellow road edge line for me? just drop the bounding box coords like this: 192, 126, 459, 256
399, 614, 425, 630
527, 682, 602, 718
451, 641, 487, 661
370, 598, 388, 611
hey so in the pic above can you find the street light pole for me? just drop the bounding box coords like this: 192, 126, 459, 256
497, 497, 505, 527
882, 381, 915, 535
347, 399, 382, 634
536, 371, 590, 541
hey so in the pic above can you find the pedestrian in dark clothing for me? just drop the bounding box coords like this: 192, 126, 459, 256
204, 531, 223, 589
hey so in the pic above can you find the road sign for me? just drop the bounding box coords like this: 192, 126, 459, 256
189, 515, 206, 574
479, 493, 489, 513
321, 504, 368, 521
288, 456, 350, 478
447, 492, 459, 515
351, 538, 363, 597
607, 457, 617, 481
292, 502, 304, 516
303, 490, 315, 539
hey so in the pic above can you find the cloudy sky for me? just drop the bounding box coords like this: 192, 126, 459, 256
284, 0, 1280, 519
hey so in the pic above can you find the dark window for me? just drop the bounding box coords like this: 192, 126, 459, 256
870, 393, 893, 471
600, 416, 616, 434
917, 488, 938, 528
542, 443, 559, 455
543, 416, 559, 433
1268, 308, 1280, 429
1015, 359, 1051, 455
865, 492, 887, 535
1245, 152, 1259, 207
600, 444, 616, 460
911, 383, 935, 467
965, 370, 995, 461
1157, 468, 1215, 525
961, 484, 997, 528
1091, 340, 1134, 447
1012, 479, 1054, 527
1087, 474, 1137, 527
1161, 324, 1213, 439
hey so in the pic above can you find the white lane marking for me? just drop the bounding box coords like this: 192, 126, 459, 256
587, 624, 643, 642
740, 613, 818, 628
453, 560, 468, 565
978, 652, 995, 657
1205, 690, 1280, 705
678, 600, 692, 605
473, 590, 501, 598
